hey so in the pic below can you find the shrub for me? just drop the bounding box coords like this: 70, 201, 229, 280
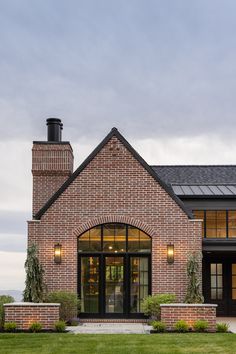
23, 244, 46, 303
193, 320, 208, 332
216, 322, 229, 333
174, 320, 189, 333
142, 294, 176, 319
29, 322, 42, 333
54, 320, 66, 332
152, 321, 166, 332
0, 295, 14, 330
45, 291, 80, 322
69, 319, 79, 326
4, 322, 17, 332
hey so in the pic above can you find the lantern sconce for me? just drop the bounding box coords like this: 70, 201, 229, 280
54, 243, 62, 264
167, 244, 174, 264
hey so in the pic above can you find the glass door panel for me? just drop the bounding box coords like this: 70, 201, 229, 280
232, 264, 236, 300
105, 257, 124, 313
81, 256, 99, 313
130, 257, 149, 313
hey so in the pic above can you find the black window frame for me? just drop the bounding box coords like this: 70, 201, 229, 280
193, 210, 236, 239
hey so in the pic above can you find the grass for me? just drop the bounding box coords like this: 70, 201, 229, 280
0, 333, 236, 354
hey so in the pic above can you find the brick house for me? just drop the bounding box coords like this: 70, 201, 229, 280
28, 118, 236, 318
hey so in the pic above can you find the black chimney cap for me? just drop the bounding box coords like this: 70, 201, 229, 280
46, 118, 62, 142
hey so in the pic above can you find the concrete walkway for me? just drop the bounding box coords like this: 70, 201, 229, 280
67, 322, 152, 334
67, 318, 236, 334
217, 317, 236, 333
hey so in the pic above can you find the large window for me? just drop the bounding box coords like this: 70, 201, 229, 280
78, 224, 151, 253
78, 224, 151, 316
193, 210, 236, 239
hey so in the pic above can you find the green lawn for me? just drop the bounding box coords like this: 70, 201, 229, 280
0, 333, 236, 354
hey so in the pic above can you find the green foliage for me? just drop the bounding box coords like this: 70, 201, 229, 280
193, 320, 208, 332
152, 321, 166, 332
185, 252, 204, 304
0, 295, 14, 329
174, 320, 189, 333
45, 291, 80, 322
216, 322, 229, 333
4, 322, 17, 332
54, 320, 66, 332
23, 244, 46, 303
142, 294, 176, 319
29, 322, 42, 333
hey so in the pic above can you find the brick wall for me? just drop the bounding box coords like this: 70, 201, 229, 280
4, 303, 60, 330
160, 304, 217, 332
32, 142, 74, 215
28, 133, 202, 301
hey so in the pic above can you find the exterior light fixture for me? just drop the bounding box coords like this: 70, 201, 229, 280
54, 243, 62, 264
167, 244, 174, 264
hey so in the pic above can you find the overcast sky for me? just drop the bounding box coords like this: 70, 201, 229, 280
1, 0, 236, 293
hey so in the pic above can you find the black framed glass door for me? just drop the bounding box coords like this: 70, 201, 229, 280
79, 254, 151, 318
203, 256, 236, 316
78, 223, 151, 318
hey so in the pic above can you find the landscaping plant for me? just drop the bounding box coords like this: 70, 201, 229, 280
152, 321, 166, 332
216, 322, 229, 333
193, 320, 208, 332
142, 293, 176, 319
185, 252, 204, 304
45, 291, 80, 322
23, 244, 46, 302
54, 320, 66, 332
29, 322, 42, 333
4, 322, 17, 332
0, 295, 14, 330
174, 320, 189, 333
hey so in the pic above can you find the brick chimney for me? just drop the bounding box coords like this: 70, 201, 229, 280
32, 118, 74, 216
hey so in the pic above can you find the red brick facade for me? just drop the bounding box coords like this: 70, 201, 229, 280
28, 130, 202, 304
32, 142, 73, 215
160, 304, 217, 332
4, 303, 60, 330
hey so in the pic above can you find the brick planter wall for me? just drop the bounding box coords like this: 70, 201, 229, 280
4, 303, 60, 330
160, 304, 217, 332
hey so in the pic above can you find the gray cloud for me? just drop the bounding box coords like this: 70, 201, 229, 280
0, 1, 236, 141
0, 233, 26, 253
0, 211, 29, 235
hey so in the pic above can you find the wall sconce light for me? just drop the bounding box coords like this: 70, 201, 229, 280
54, 243, 62, 264
167, 244, 174, 264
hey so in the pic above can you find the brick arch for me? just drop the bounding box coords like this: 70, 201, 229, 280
73, 215, 155, 238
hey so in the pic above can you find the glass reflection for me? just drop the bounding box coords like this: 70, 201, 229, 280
130, 257, 149, 313
105, 257, 124, 313
81, 257, 99, 313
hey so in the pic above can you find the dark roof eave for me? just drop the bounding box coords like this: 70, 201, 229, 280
178, 195, 236, 199
34, 128, 193, 220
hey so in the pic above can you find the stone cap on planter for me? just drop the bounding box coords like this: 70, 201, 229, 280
160, 303, 218, 307
4, 302, 60, 306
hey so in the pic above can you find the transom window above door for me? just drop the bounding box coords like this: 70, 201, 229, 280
78, 223, 151, 253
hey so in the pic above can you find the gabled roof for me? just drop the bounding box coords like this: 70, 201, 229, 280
151, 165, 236, 198
34, 128, 193, 220
152, 165, 236, 185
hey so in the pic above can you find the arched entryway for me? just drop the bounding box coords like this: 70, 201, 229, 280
78, 223, 151, 318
